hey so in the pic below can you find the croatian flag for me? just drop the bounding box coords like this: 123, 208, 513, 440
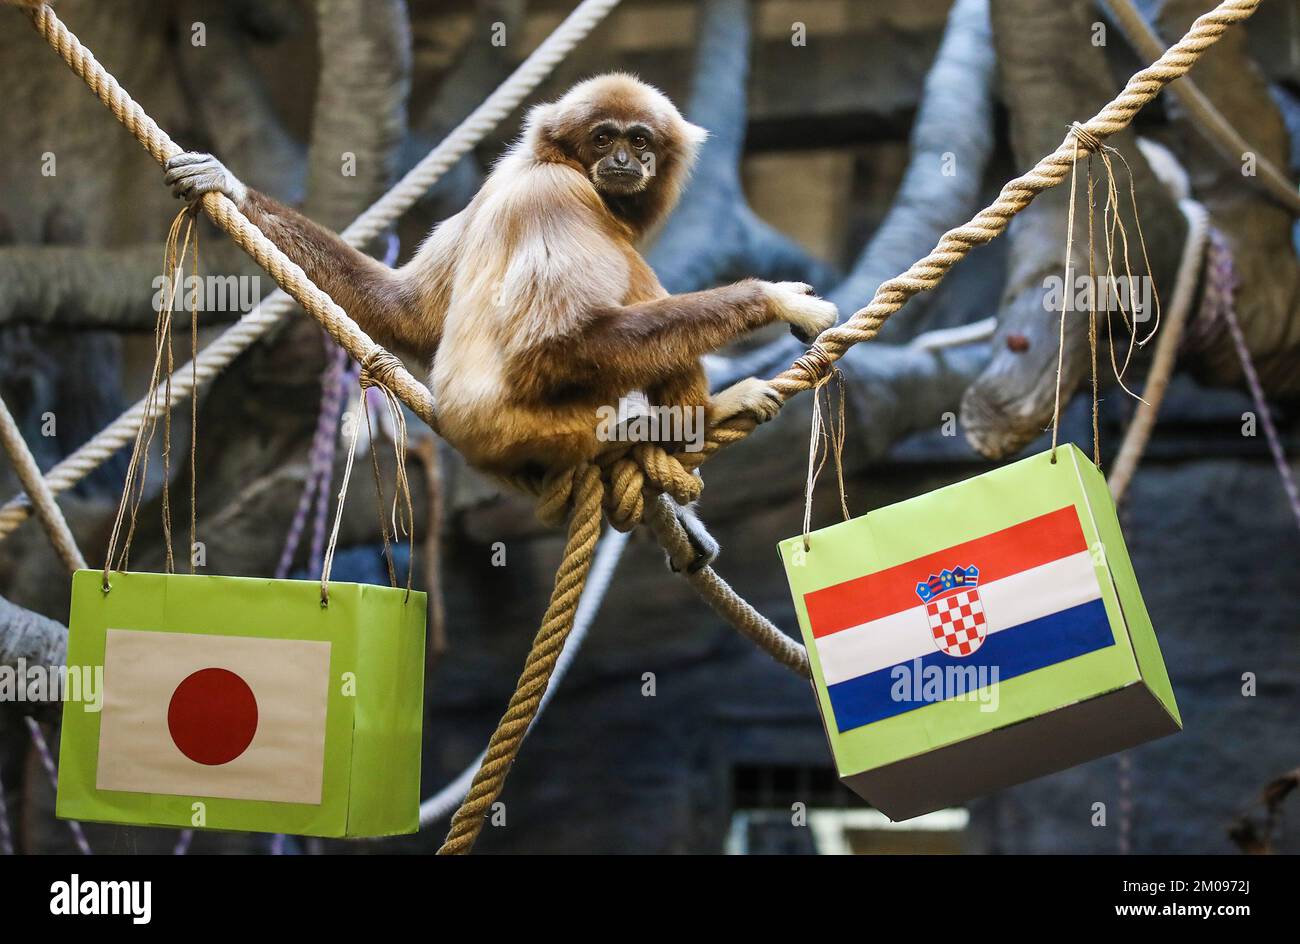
804, 507, 1115, 732
94, 629, 332, 804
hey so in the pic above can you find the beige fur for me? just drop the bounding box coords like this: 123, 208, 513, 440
165, 73, 838, 479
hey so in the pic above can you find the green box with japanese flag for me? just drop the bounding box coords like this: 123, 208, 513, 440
55, 570, 426, 838
778, 444, 1180, 821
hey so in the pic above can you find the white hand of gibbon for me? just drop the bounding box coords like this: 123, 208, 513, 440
759, 281, 839, 342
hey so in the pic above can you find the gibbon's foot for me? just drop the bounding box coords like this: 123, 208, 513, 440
710, 377, 783, 426
667, 502, 720, 573
163, 152, 247, 206
762, 281, 838, 343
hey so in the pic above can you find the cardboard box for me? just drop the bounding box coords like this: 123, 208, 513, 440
56, 570, 425, 837
779, 444, 1180, 820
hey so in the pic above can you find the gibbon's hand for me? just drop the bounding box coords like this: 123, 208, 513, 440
164, 152, 247, 207
710, 377, 783, 426
760, 281, 838, 343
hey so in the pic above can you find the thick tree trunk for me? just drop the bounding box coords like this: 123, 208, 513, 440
647, 0, 837, 294
830, 0, 997, 341
0, 594, 65, 683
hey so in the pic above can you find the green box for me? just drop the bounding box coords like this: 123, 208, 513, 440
56, 570, 426, 837
778, 445, 1180, 821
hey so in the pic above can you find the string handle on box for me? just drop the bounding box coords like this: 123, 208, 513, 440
320, 350, 414, 606
103, 209, 201, 592
801, 347, 851, 552
1049, 123, 1158, 467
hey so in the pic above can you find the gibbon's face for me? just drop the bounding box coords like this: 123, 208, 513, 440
533, 74, 707, 227
581, 122, 655, 196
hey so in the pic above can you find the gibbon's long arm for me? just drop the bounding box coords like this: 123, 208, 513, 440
164, 152, 444, 360
517, 283, 778, 396
165, 149, 834, 405
239, 191, 445, 360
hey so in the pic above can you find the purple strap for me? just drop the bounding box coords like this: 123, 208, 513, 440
0, 756, 13, 855
25, 717, 91, 854
1202, 229, 1300, 535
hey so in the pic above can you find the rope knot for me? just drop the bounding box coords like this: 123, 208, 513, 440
596, 443, 701, 531
359, 349, 404, 391
534, 443, 703, 533
634, 444, 699, 505
1068, 121, 1103, 153
536, 466, 580, 528
790, 341, 835, 390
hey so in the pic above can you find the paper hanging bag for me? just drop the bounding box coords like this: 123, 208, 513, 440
779, 444, 1180, 821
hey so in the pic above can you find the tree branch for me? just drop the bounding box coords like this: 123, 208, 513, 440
647, 0, 836, 293
829, 0, 997, 342
0, 593, 66, 673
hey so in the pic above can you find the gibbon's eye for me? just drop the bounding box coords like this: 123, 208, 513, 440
631, 134, 649, 151
593, 132, 612, 149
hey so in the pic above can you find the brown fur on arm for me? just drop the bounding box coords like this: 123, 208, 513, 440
239, 190, 440, 360
521, 282, 775, 396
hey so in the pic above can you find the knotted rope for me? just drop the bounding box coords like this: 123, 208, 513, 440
442, 0, 1261, 851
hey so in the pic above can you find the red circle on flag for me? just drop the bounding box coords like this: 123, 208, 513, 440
167, 668, 258, 765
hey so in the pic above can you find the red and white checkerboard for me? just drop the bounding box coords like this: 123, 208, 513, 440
926, 590, 987, 657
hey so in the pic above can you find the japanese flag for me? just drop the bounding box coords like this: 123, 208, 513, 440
95, 629, 332, 805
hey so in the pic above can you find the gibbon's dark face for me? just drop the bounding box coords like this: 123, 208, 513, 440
532, 74, 707, 233
579, 122, 655, 196
581, 121, 655, 196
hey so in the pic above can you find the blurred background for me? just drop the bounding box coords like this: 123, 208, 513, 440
0, 0, 1298, 853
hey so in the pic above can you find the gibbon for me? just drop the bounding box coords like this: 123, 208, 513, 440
165, 73, 837, 565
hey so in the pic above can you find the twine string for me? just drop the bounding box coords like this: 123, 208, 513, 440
102, 208, 198, 590
319, 352, 415, 605
1051, 124, 1159, 464
801, 358, 851, 551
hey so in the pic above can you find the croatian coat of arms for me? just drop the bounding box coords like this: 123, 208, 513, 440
916, 565, 985, 657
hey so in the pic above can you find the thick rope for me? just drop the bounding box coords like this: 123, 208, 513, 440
418, 527, 629, 829
2, 0, 1263, 858
21, 3, 436, 425
645, 495, 809, 677
0, 0, 624, 542
647, 0, 1265, 678
438, 464, 604, 854
1, 0, 1254, 526
0, 393, 87, 572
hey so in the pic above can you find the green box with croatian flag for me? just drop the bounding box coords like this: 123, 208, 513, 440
778, 444, 1181, 821
55, 571, 426, 837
